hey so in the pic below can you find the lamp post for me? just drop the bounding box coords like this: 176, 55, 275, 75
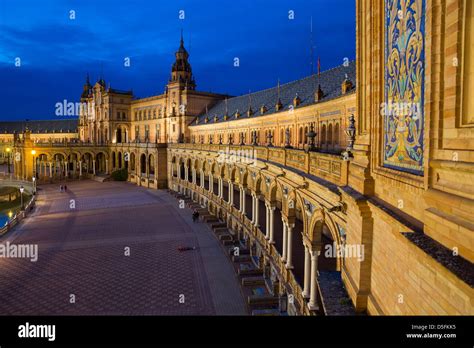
306, 123, 317, 152
6, 147, 11, 174
266, 131, 274, 147
31, 150, 36, 180
252, 131, 258, 146
32, 176, 36, 195
343, 114, 356, 160
19, 185, 24, 211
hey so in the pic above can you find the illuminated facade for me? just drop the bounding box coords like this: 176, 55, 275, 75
10, 0, 474, 315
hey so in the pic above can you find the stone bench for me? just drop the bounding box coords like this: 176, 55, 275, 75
242, 276, 265, 286
238, 268, 263, 277
232, 254, 251, 263
251, 308, 281, 316
248, 294, 279, 309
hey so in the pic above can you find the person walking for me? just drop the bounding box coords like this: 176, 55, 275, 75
192, 210, 199, 223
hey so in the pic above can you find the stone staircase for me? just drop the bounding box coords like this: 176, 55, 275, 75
92, 174, 111, 182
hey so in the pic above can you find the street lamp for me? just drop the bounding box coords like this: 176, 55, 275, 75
342, 114, 356, 160
19, 185, 24, 211
31, 150, 36, 180
32, 176, 36, 195
6, 147, 11, 174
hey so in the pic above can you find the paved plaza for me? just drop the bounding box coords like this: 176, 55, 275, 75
0, 180, 247, 315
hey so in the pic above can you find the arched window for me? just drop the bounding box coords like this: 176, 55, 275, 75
304, 126, 309, 144
321, 124, 327, 144
299, 127, 303, 144
334, 123, 340, 147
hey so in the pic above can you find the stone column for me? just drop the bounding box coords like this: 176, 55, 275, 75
265, 204, 270, 239
184, 166, 188, 181
64, 162, 68, 178
286, 224, 294, 269
79, 161, 82, 177
241, 188, 246, 215
49, 162, 53, 178
239, 187, 243, 212
308, 250, 319, 310
269, 206, 275, 243
105, 159, 109, 174
93, 160, 96, 175
302, 246, 311, 298
200, 170, 204, 188
229, 182, 233, 205
282, 221, 287, 262
251, 194, 256, 223
254, 195, 260, 227
192, 169, 196, 184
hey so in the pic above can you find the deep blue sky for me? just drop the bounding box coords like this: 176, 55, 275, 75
0, 0, 355, 121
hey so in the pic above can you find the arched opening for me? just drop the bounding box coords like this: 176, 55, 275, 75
118, 152, 122, 169
96, 153, 106, 174
328, 123, 333, 149
289, 198, 306, 288
140, 154, 146, 175
116, 128, 122, 143
334, 123, 340, 149
270, 184, 285, 257
179, 161, 185, 180
149, 154, 155, 177
171, 157, 177, 177
187, 159, 192, 183
321, 124, 327, 147
130, 153, 136, 172
232, 181, 240, 209
82, 153, 94, 175
223, 179, 229, 201
111, 151, 116, 169
317, 223, 338, 272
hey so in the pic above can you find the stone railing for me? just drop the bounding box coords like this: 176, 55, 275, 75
169, 143, 349, 186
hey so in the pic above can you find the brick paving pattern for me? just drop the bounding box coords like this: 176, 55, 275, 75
0, 181, 246, 315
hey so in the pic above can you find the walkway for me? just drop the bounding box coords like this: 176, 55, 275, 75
0, 180, 246, 315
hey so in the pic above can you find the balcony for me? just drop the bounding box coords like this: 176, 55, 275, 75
169, 143, 348, 187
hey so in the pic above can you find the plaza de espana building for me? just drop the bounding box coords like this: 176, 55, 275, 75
3, 0, 473, 315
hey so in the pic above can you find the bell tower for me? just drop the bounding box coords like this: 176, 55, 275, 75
169, 31, 195, 90
165, 32, 196, 143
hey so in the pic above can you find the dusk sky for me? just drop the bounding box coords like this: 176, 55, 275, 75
0, 0, 355, 121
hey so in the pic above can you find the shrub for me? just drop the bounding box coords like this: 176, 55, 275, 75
111, 168, 128, 181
